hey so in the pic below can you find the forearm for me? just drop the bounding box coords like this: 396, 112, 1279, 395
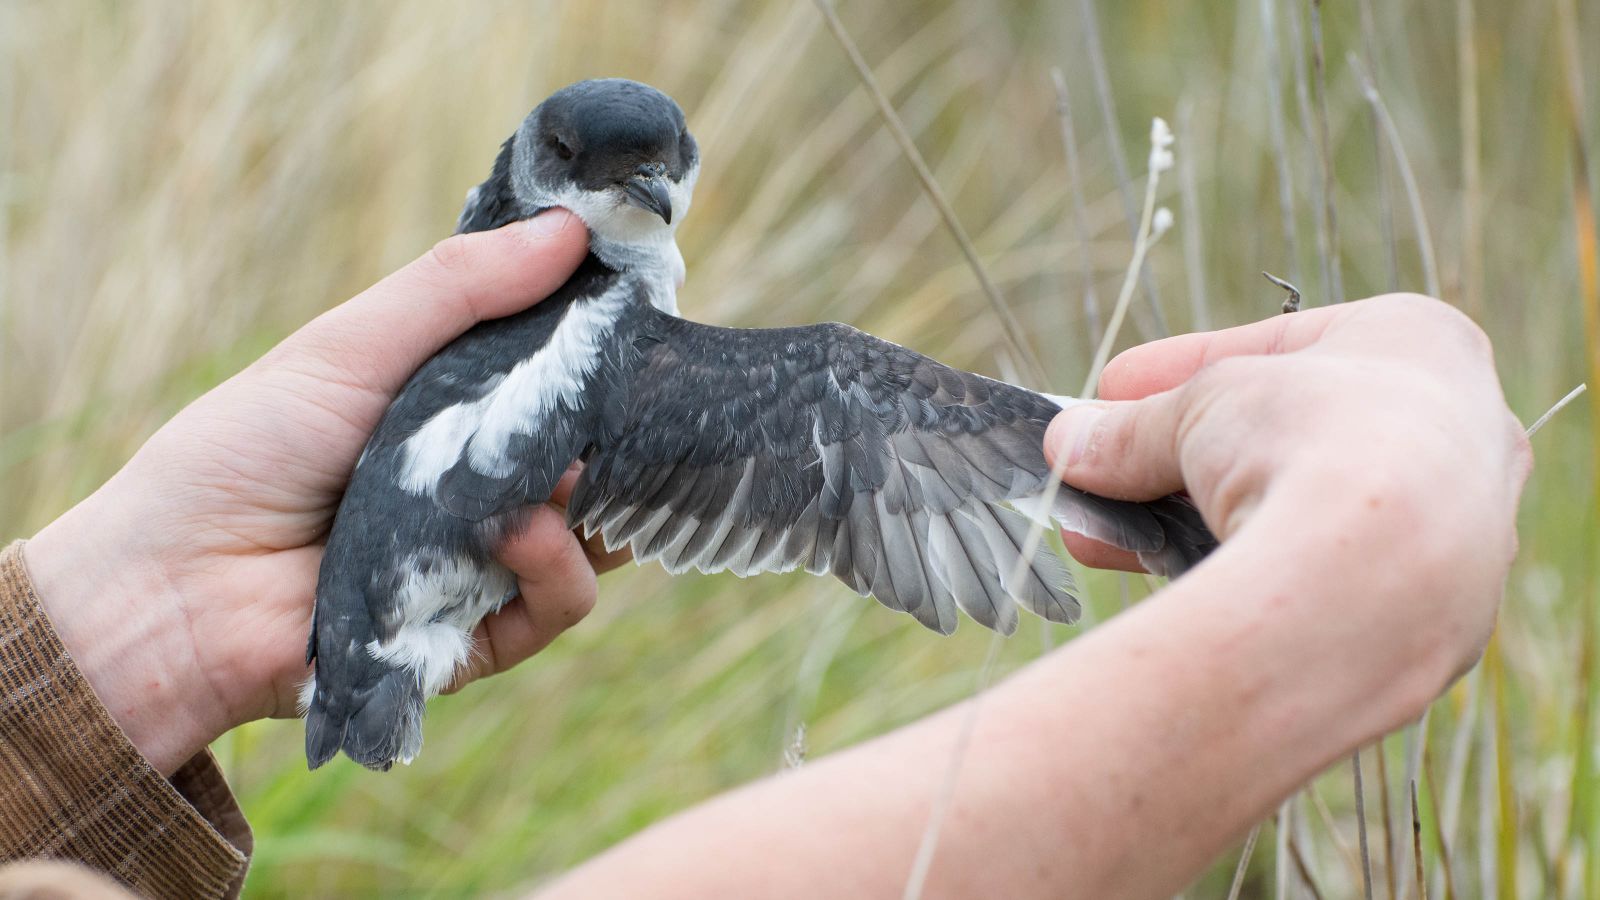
541, 488, 1461, 899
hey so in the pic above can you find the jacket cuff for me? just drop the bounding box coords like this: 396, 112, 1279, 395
0, 540, 252, 899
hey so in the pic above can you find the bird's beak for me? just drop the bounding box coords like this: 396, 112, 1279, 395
621, 174, 673, 225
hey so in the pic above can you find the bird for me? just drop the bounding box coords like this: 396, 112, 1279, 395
302, 78, 1217, 772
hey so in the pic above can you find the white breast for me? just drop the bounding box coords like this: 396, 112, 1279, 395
396, 283, 632, 494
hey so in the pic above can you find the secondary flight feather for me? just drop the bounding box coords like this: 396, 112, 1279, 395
303, 79, 1217, 771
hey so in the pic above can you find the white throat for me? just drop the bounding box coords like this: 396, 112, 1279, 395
520, 163, 698, 316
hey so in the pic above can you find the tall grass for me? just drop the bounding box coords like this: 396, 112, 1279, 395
3, 2, 1596, 897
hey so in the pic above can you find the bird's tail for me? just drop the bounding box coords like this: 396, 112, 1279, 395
303, 572, 426, 772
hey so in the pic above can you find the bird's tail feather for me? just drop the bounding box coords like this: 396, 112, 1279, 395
304, 666, 425, 772
305, 567, 427, 772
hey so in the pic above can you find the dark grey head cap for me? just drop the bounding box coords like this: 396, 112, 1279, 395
512, 79, 698, 207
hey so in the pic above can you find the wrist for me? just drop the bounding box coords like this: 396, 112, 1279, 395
25, 491, 232, 776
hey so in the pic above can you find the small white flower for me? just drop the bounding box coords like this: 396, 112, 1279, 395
1152, 206, 1175, 238
1151, 116, 1174, 148
1149, 116, 1175, 174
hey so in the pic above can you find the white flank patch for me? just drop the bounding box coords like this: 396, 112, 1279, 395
365, 554, 515, 697
297, 674, 318, 715
397, 287, 629, 494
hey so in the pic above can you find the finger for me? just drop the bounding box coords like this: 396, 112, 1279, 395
1043, 392, 1191, 502
548, 463, 634, 574
267, 210, 588, 397
1059, 531, 1146, 574
1097, 301, 1343, 401
446, 505, 599, 690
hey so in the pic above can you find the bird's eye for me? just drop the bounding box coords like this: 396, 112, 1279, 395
548, 135, 574, 161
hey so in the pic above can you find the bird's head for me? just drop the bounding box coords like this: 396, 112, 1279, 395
482, 79, 698, 247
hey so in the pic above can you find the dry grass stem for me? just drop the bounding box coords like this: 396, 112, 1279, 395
1377, 739, 1398, 900
1349, 54, 1441, 298
1410, 780, 1428, 900
1351, 751, 1377, 899
1357, 0, 1400, 292
1176, 98, 1212, 330
1050, 67, 1103, 351
811, 0, 1045, 386
1277, 800, 1292, 900
1424, 744, 1458, 900
1288, 831, 1329, 900
1456, 0, 1483, 315
1258, 0, 1303, 286
1307, 780, 1365, 885
1228, 824, 1262, 900
1308, 0, 1343, 303
1081, 119, 1172, 397
1071, 0, 1169, 338
1525, 384, 1589, 438
900, 634, 1004, 900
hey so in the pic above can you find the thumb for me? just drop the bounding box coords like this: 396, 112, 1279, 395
1043, 394, 1190, 502
264, 209, 588, 396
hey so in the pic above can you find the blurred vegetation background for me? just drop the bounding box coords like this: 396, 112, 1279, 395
3, 1, 1598, 896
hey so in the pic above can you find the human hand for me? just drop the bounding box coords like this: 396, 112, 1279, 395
1047, 293, 1531, 686
25, 210, 622, 775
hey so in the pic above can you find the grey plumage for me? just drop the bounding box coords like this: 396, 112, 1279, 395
303, 79, 1217, 773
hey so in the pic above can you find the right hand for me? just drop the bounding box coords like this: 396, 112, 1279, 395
1046, 294, 1531, 683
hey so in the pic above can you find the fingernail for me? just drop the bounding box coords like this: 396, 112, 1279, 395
521, 209, 572, 238
1048, 404, 1106, 467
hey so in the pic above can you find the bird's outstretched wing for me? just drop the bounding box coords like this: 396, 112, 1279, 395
567, 313, 1212, 635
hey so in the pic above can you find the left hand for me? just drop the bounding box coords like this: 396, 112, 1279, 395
25, 210, 621, 774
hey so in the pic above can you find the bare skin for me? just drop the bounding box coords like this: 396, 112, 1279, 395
25, 236, 1528, 896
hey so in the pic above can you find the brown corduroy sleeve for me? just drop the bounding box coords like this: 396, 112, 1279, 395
0, 541, 252, 899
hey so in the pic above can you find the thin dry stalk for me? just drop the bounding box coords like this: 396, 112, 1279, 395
1082, 118, 1173, 396
1357, 0, 1400, 291
1050, 67, 1103, 351
1394, 711, 1431, 900
1288, 831, 1329, 900
1284, 0, 1326, 302
900, 633, 1005, 900
1476, 687, 1497, 897
1277, 801, 1292, 900
1258, 0, 1303, 285
1456, 0, 1482, 315
1176, 97, 1212, 330
1349, 54, 1442, 298
1307, 781, 1365, 884
811, 0, 1046, 386
1377, 740, 1398, 900
1488, 638, 1516, 900
1351, 751, 1377, 899
1308, 0, 1343, 303
1424, 744, 1458, 900
1525, 384, 1589, 438
1410, 780, 1428, 900
1432, 670, 1480, 900
1228, 824, 1263, 900
1071, 0, 1169, 337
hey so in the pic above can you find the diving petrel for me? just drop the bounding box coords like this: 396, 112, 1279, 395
303, 78, 1216, 771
